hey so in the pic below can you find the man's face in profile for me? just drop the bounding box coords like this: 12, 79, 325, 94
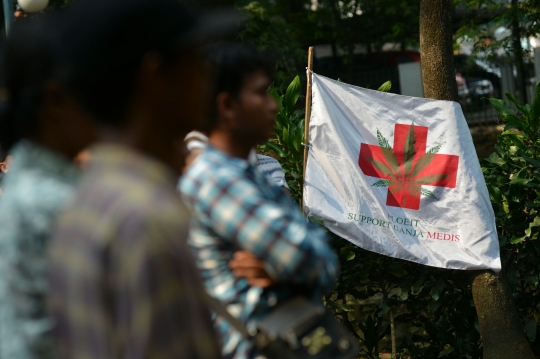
233, 70, 279, 144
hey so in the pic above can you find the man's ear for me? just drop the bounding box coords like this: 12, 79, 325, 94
215, 91, 238, 126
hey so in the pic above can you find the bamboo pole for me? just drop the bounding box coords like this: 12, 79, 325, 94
302, 46, 314, 214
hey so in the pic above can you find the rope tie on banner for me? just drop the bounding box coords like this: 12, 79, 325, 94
301, 142, 311, 149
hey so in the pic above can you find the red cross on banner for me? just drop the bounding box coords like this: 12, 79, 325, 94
358, 124, 459, 210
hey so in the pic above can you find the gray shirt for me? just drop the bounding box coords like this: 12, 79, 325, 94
0, 140, 79, 359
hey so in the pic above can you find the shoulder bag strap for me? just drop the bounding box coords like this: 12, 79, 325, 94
203, 292, 253, 339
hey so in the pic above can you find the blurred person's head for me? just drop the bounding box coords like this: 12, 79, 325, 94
55, 0, 235, 171
207, 44, 278, 154
0, 15, 96, 160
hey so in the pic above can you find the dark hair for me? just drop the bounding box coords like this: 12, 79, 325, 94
0, 16, 60, 154
206, 43, 274, 124
55, 0, 201, 127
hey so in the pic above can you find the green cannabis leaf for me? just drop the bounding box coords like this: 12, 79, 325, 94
371, 124, 444, 202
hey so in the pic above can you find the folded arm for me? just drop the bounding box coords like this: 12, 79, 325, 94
197, 174, 339, 293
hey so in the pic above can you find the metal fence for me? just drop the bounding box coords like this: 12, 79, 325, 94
317, 67, 502, 126
462, 101, 502, 126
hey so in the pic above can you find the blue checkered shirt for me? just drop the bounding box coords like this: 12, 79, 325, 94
180, 146, 339, 359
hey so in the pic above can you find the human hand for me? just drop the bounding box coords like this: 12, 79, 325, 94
229, 251, 276, 289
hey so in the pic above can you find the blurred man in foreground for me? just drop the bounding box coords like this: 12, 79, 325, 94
180, 44, 339, 359
0, 16, 96, 359
47, 1, 235, 358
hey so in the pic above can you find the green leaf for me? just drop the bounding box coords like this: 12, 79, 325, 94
382, 148, 400, 174
369, 158, 398, 179
410, 152, 436, 178
505, 92, 517, 104
282, 126, 290, 143
264, 141, 286, 157
510, 168, 531, 185
388, 182, 404, 195
308, 216, 325, 226
427, 143, 443, 154
421, 188, 438, 200
438, 347, 455, 358
485, 152, 506, 166
502, 194, 510, 213
525, 216, 540, 238
284, 75, 301, 113
340, 248, 356, 261
523, 154, 540, 168
403, 124, 416, 177
376, 130, 400, 174
489, 98, 515, 117
376, 129, 391, 148
509, 177, 531, 186
408, 184, 422, 196
531, 82, 540, 120
428, 300, 440, 313
501, 131, 527, 150
488, 185, 503, 203
372, 179, 390, 187
377, 80, 392, 92
268, 84, 280, 102
413, 174, 448, 185
379, 300, 390, 316
291, 127, 302, 152
510, 235, 526, 244
388, 267, 407, 277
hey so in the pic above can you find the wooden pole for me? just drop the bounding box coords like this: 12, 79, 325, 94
302, 46, 314, 214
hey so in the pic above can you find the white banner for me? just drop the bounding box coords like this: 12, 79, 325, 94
304, 73, 501, 271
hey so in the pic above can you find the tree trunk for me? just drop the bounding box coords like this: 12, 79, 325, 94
511, 0, 528, 104
419, 0, 457, 102
470, 271, 535, 359
419, 1, 535, 359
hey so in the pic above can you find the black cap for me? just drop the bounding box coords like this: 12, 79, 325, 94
55, 0, 241, 125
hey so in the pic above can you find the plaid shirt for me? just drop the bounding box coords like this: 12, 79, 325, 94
0, 140, 79, 359
48, 144, 221, 359
256, 155, 289, 190
180, 146, 339, 359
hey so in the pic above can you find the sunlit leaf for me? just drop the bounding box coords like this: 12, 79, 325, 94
284, 75, 301, 113
377, 80, 392, 93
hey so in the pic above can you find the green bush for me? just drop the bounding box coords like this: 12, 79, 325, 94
481, 87, 540, 348
260, 75, 305, 203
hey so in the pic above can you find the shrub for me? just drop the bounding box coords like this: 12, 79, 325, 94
481, 87, 540, 349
